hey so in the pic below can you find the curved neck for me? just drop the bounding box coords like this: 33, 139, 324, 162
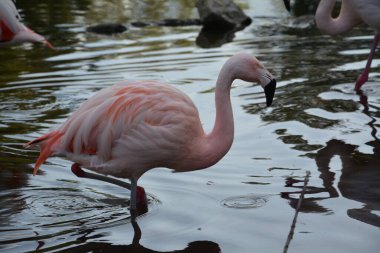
316, 0, 362, 35
201, 68, 235, 168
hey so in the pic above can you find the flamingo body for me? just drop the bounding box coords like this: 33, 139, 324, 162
315, 0, 380, 91
26, 53, 276, 211
0, 0, 52, 47
316, 0, 380, 35
31, 81, 207, 179
345, 0, 380, 31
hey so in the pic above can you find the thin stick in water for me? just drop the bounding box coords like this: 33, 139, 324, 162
283, 170, 311, 253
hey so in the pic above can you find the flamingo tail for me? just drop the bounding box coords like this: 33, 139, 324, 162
24, 131, 63, 175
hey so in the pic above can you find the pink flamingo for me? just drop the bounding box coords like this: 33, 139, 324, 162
0, 0, 53, 48
315, 0, 380, 91
24, 53, 276, 213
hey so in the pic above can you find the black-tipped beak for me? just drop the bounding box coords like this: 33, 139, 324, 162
264, 79, 276, 106
283, 0, 291, 12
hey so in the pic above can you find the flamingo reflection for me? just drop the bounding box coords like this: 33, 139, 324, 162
53, 218, 221, 253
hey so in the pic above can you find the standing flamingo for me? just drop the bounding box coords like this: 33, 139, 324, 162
0, 0, 53, 48
314, 0, 380, 91
25, 53, 276, 213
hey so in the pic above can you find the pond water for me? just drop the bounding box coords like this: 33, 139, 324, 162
1, 0, 379, 252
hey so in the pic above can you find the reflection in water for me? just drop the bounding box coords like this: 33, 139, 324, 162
196, 27, 236, 48
316, 139, 380, 227
358, 90, 380, 142
317, 91, 380, 227
281, 91, 380, 227
0, 149, 30, 229
56, 219, 221, 253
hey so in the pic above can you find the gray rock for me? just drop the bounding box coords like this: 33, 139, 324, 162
196, 0, 252, 30
86, 23, 127, 35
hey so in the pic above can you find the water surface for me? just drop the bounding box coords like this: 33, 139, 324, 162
1, 0, 379, 252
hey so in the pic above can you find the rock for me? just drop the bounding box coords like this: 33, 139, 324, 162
130, 21, 151, 28
86, 23, 127, 35
131, 19, 201, 28
156, 19, 202, 27
196, 0, 252, 30
196, 27, 236, 48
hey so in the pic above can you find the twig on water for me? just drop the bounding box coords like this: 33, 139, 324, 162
283, 170, 311, 253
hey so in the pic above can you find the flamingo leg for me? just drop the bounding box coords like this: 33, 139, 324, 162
130, 178, 138, 212
71, 163, 131, 189
71, 164, 148, 216
355, 33, 380, 91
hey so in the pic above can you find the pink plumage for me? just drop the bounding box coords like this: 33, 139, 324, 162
315, 0, 380, 91
0, 0, 53, 48
27, 81, 205, 178
25, 53, 277, 212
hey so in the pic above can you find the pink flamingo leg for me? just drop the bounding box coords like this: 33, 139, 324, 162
355, 33, 380, 91
71, 163, 148, 215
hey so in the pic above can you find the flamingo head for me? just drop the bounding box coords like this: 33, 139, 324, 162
248, 56, 277, 106
15, 26, 54, 49
264, 78, 277, 107
229, 53, 277, 106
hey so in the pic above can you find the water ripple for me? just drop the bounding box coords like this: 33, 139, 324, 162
221, 194, 272, 209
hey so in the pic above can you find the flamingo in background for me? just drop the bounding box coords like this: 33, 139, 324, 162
315, 0, 380, 91
283, 0, 291, 11
0, 0, 53, 48
25, 53, 277, 214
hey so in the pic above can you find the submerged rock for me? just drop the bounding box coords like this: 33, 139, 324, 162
130, 21, 150, 28
86, 23, 127, 35
155, 19, 202, 27
196, 0, 252, 30
131, 19, 201, 28
196, 27, 236, 48
195, 0, 252, 48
